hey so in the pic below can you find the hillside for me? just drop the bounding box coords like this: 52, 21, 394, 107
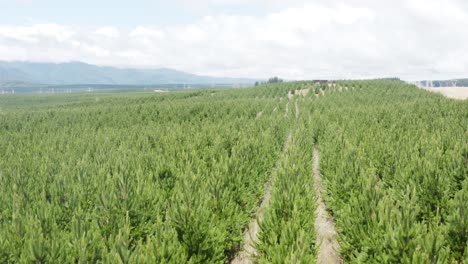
0, 81, 466, 263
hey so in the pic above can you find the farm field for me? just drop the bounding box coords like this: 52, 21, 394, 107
0, 80, 467, 263
421, 87, 468, 100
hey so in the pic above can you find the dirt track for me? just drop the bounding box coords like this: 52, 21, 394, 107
313, 145, 342, 264
231, 133, 293, 264
256, 111, 263, 120
295, 100, 299, 119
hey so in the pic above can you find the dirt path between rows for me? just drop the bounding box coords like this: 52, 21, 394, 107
295, 100, 299, 119
256, 111, 263, 120
284, 101, 289, 117
313, 145, 342, 264
231, 133, 293, 264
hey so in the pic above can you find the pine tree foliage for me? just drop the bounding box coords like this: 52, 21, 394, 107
0, 80, 466, 263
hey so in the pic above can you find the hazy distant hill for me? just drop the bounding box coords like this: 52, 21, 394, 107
419, 79, 468, 87
0, 61, 256, 87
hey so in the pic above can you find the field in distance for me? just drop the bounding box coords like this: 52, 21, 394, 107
420, 86, 468, 100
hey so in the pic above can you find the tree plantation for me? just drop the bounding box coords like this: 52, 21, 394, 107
0, 80, 466, 263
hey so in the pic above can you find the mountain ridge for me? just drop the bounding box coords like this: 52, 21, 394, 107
0, 61, 256, 87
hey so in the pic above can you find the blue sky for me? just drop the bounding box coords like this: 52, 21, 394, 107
2, 0, 194, 26
1, 0, 468, 80
0, 0, 267, 27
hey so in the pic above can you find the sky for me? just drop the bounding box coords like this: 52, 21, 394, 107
1, 0, 468, 80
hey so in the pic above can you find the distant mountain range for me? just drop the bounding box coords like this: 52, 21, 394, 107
0, 61, 256, 90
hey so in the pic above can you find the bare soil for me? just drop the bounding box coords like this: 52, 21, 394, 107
313, 146, 342, 264
231, 134, 293, 264
295, 100, 299, 119
296, 88, 310, 97
256, 111, 263, 120
422, 87, 468, 100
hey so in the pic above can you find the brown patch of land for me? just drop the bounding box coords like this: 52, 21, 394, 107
422, 87, 468, 100
231, 134, 293, 264
313, 145, 342, 264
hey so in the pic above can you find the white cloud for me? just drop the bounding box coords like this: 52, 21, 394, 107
0, 24, 73, 43
95, 26, 120, 38
130, 26, 165, 39
0, 0, 468, 80
71, 41, 110, 57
